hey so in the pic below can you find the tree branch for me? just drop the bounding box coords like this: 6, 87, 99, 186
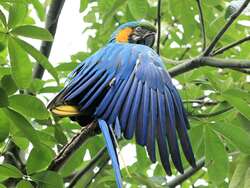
68, 147, 109, 188
33, 0, 66, 79
156, 0, 161, 54
196, 0, 206, 51
212, 36, 250, 56
203, 0, 250, 56
232, 68, 250, 74
168, 57, 250, 77
202, 57, 250, 68
85, 158, 109, 188
167, 157, 205, 188
183, 99, 219, 106
189, 106, 233, 118
168, 58, 201, 77
48, 122, 99, 171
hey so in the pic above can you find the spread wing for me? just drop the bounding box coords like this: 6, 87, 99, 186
48, 43, 196, 175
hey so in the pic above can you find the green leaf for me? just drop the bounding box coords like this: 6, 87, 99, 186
39, 86, 63, 94
244, 167, 250, 188
8, 94, 49, 120
229, 156, 250, 188
222, 93, 250, 120
0, 68, 11, 79
3, 108, 40, 146
8, 2, 27, 28
0, 87, 8, 107
0, 8, 7, 27
26, 144, 55, 174
8, 37, 32, 89
136, 144, 151, 173
32, 171, 64, 188
80, 0, 89, 12
59, 145, 84, 177
205, 126, 228, 185
11, 25, 53, 41
0, 184, 6, 188
1, 75, 17, 95
16, 180, 33, 188
0, 109, 9, 142
55, 62, 78, 72
0, 33, 7, 52
14, 38, 59, 84
127, 173, 162, 188
128, 0, 149, 19
103, 0, 127, 24
30, 0, 45, 21
211, 122, 250, 154
11, 136, 29, 150
0, 163, 23, 179
224, 88, 250, 101
54, 126, 67, 145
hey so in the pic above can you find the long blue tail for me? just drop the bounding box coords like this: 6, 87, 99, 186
98, 119, 122, 188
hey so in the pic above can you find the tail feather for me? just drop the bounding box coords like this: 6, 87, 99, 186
50, 105, 80, 116
98, 119, 122, 188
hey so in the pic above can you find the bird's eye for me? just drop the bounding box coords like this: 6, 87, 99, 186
135, 26, 142, 32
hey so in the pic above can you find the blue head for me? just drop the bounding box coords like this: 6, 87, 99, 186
109, 20, 156, 48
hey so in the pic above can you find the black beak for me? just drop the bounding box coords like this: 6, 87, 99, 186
130, 30, 156, 48
143, 32, 156, 48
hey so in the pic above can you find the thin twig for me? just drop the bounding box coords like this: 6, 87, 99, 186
167, 157, 205, 188
156, 0, 161, 54
85, 158, 110, 188
167, 151, 240, 187
212, 36, 250, 56
162, 33, 169, 45
179, 47, 191, 60
232, 68, 250, 74
183, 99, 219, 106
203, 0, 250, 56
190, 106, 233, 118
68, 147, 108, 188
196, 0, 206, 51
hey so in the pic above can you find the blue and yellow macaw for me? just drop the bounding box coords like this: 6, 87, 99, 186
48, 20, 196, 187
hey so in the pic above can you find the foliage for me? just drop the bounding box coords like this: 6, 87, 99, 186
0, 0, 250, 187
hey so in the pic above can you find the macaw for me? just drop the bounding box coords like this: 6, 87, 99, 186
48, 20, 196, 187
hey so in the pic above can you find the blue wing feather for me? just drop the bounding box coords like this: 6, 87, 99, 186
108, 73, 135, 125
125, 81, 143, 139
115, 117, 122, 138
157, 90, 171, 175
170, 87, 196, 167
103, 80, 126, 122
135, 82, 146, 145
120, 78, 138, 132
98, 119, 122, 188
146, 89, 157, 163
95, 79, 123, 116
79, 72, 108, 104
81, 72, 115, 111
165, 88, 184, 173
65, 69, 105, 101
49, 43, 195, 179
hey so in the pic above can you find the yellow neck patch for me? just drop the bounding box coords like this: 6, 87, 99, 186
116, 27, 133, 42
